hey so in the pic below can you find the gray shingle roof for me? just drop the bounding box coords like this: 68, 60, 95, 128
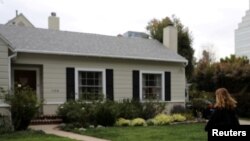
0, 24, 187, 63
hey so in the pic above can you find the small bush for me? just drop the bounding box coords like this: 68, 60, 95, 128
115, 99, 142, 119
94, 102, 116, 126
146, 119, 156, 126
5, 87, 40, 131
172, 114, 186, 122
171, 105, 186, 114
116, 118, 130, 126
141, 101, 166, 119
0, 114, 13, 134
131, 118, 146, 126
154, 114, 173, 125
181, 113, 195, 120
57, 101, 88, 127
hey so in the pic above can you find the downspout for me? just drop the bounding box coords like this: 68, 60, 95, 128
8, 52, 17, 91
7, 52, 16, 131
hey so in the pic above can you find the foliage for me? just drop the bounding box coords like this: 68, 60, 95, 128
0, 114, 13, 134
153, 114, 173, 125
5, 87, 40, 131
193, 54, 250, 93
193, 54, 250, 117
58, 99, 167, 127
146, 119, 156, 126
146, 16, 195, 81
57, 101, 89, 127
171, 114, 186, 122
235, 92, 250, 117
116, 118, 131, 127
94, 101, 116, 126
115, 99, 142, 119
170, 105, 186, 114
130, 118, 146, 126
140, 101, 166, 119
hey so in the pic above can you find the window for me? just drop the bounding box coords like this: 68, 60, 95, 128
75, 69, 105, 100
141, 72, 164, 101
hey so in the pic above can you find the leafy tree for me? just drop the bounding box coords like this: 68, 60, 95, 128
193, 54, 250, 117
194, 54, 250, 93
146, 16, 194, 81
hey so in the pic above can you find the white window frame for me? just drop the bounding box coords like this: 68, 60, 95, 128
140, 71, 165, 101
75, 68, 106, 100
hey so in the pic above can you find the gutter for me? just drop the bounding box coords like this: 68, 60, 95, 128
8, 52, 17, 90
16, 49, 188, 64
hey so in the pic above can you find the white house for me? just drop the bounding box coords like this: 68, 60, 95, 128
0, 13, 187, 115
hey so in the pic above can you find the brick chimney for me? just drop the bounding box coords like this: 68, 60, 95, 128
163, 25, 178, 52
48, 12, 59, 30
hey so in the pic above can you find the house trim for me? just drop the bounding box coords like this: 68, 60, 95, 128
74, 68, 106, 100
15, 49, 188, 64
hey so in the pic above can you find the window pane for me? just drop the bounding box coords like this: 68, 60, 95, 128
142, 73, 162, 100
78, 71, 103, 100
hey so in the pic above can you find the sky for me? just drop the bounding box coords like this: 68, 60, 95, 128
0, 0, 249, 60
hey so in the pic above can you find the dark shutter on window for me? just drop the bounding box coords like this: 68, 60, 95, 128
106, 69, 114, 101
66, 68, 75, 101
165, 71, 171, 101
133, 70, 140, 101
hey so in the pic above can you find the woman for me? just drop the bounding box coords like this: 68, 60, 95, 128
205, 88, 239, 131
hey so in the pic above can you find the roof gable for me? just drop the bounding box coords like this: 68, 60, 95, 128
6, 13, 35, 28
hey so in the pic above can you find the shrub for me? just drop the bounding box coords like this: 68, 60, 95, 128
191, 98, 211, 117
141, 101, 166, 119
171, 105, 186, 114
146, 119, 156, 126
115, 99, 142, 119
131, 118, 146, 126
94, 102, 116, 126
154, 114, 173, 125
0, 114, 13, 134
172, 114, 186, 122
57, 100, 98, 127
181, 113, 195, 120
116, 118, 130, 126
235, 92, 250, 117
5, 87, 41, 131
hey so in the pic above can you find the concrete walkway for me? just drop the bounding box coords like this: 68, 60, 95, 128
29, 124, 110, 141
240, 119, 250, 125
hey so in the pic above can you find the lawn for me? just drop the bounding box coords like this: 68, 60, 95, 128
72, 123, 207, 141
0, 130, 76, 141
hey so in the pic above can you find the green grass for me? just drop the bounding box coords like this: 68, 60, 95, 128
0, 130, 76, 141
74, 123, 207, 141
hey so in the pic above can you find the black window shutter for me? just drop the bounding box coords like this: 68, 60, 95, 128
106, 69, 114, 101
165, 71, 171, 101
66, 68, 75, 101
133, 70, 140, 101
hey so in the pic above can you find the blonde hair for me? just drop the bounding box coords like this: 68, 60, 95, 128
214, 88, 237, 109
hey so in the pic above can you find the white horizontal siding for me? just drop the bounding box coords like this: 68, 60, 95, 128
0, 41, 9, 97
14, 53, 186, 113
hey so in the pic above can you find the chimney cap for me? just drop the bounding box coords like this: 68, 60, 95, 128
51, 12, 56, 16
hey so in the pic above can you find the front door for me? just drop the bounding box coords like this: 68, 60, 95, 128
13, 68, 40, 100
14, 70, 37, 91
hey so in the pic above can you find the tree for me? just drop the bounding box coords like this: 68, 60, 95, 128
146, 16, 194, 81
193, 55, 250, 117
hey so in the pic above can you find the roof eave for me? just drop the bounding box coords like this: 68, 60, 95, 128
16, 49, 188, 64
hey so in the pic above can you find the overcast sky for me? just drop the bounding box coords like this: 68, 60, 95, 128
0, 0, 249, 60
